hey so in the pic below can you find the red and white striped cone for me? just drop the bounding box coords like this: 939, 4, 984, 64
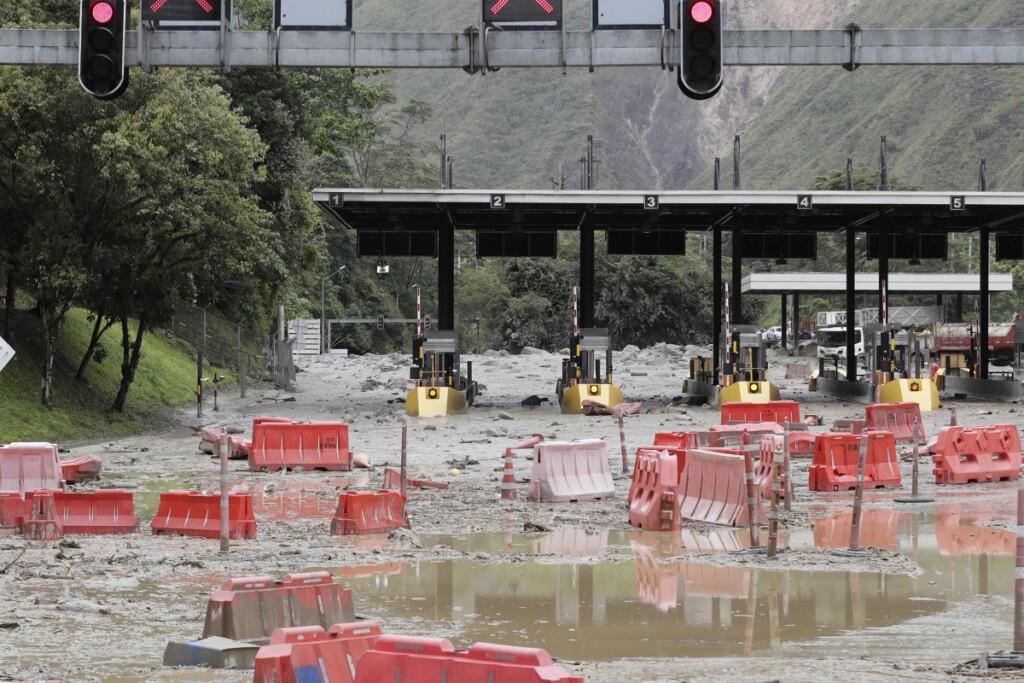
500, 448, 517, 501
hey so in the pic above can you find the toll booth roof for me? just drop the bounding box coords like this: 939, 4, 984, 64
743, 272, 1013, 294
314, 189, 1024, 235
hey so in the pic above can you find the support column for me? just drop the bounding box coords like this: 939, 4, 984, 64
980, 227, 990, 378
878, 225, 889, 330
438, 224, 455, 330
780, 294, 788, 349
732, 229, 743, 324
846, 227, 857, 382
793, 294, 801, 350
713, 228, 722, 384
955, 294, 964, 323
580, 224, 595, 328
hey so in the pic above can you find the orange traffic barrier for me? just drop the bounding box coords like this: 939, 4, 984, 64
628, 444, 685, 505
354, 635, 584, 683
628, 450, 680, 531
0, 443, 63, 495
866, 402, 926, 443
330, 490, 409, 535
677, 448, 766, 527
0, 492, 30, 529
250, 419, 352, 472
52, 490, 138, 534
199, 427, 251, 460
930, 424, 1022, 484
808, 432, 901, 492
151, 490, 257, 539
935, 514, 1015, 556
254, 621, 382, 683
812, 510, 904, 550
59, 454, 102, 483
204, 571, 356, 642
653, 432, 693, 450
527, 440, 615, 503
721, 400, 800, 425
22, 490, 62, 541
754, 438, 788, 502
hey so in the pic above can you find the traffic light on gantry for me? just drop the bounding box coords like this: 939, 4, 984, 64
678, 0, 723, 100
79, 0, 128, 99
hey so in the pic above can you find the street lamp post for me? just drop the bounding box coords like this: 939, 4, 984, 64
320, 265, 347, 355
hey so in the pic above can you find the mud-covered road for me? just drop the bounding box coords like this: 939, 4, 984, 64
2, 345, 1023, 682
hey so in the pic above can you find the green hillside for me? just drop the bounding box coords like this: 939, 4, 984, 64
354, 0, 1024, 192
0, 307, 228, 443
696, 0, 1024, 191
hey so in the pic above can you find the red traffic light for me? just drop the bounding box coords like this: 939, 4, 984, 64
689, 0, 715, 24
90, 0, 115, 23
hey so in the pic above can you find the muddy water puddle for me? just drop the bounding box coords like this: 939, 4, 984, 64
327, 513, 1015, 662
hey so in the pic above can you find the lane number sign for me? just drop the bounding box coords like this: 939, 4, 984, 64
950, 196, 966, 211
490, 194, 506, 209
797, 195, 813, 210
644, 195, 659, 210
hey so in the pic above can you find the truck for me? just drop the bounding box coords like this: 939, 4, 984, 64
933, 321, 1017, 366
816, 326, 865, 362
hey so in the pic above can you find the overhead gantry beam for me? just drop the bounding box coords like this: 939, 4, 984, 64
2, 28, 1024, 68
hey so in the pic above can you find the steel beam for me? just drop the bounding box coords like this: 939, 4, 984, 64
1, 28, 1024, 68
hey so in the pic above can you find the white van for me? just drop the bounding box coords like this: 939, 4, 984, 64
817, 326, 864, 362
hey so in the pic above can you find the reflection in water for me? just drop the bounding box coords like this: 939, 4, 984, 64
337, 516, 1013, 661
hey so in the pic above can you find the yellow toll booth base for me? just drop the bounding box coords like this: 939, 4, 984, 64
719, 381, 780, 405
405, 386, 468, 417
879, 378, 940, 412
560, 383, 624, 415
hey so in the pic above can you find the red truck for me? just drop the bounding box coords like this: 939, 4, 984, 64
934, 320, 1017, 366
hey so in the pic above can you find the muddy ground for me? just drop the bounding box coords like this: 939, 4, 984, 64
2, 344, 1024, 682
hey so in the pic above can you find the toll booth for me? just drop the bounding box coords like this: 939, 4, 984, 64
867, 326, 940, 410
557, 328, 623, 414
720, 325, 779, 404
406, 330, 478, 417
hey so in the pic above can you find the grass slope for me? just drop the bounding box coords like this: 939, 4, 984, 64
0, 308, 228, 443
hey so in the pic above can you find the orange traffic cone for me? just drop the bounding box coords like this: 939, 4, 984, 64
500, 448, 517, 501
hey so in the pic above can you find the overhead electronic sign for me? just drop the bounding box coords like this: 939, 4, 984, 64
142, 0, 225, 28
738, 232, 816, 260
593, 0, 669, 29
358, 231, 437, 258
477, 231, 557, 258
866, 232, 948, 260
607, 229, 685, 256
484, 0, 562, 30
996, 233, 1024, 261
275, 0, 350, 30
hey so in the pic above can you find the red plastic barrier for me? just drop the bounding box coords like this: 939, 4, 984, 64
200, 427, 251, 460
628, 444, 686, 505
676, 448, 766, 527
0, 492, 30, 529
527, 440, 615, 503
254, 621, 382, 683
788, 431, 816, 457
866, 402, 926, 443
808, 432, 901, 492
930, 424, 1022, 485
22, 490, 62, 541
754, 438, 788, 501
330, 491, 409, 535
59, 454, 102, 483
151, 490, 256, 539
204, 571, 355, 642
653, 432, 693, 450
354, 635, 584, 683
52, 490, 138, 534
720, 400, 800, 426
628, 450, 680, 531
250, 420, 351, 472
0, 443, 63, 495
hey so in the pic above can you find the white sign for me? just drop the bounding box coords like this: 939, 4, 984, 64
275, 0, 350, 30
0, 335, 13, 374
594, 0, 668, 28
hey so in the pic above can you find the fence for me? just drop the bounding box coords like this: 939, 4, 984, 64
167, 303, 294, 391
